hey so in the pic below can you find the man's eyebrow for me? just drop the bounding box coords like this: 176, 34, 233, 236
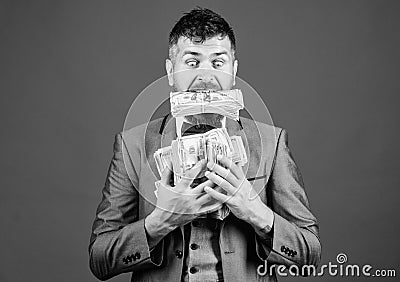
211, 51, 229, 57
181, 50, 230, 57
181, 51, 201, 57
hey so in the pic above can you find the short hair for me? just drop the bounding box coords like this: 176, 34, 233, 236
168, 7, 236, 61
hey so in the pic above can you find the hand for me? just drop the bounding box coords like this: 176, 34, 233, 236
204, 155, 274, 231
145, 159, 221, 247
154, 159, 221, 224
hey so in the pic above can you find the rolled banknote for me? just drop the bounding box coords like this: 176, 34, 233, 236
170, 89, 244, 120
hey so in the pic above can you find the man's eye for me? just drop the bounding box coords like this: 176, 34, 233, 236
213, 60, 224, 68
186, 60, 198, 67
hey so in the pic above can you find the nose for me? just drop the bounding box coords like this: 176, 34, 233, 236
192, 72, 219, 90
197, 73, 216, 83
196, 65, 217, 83
191, 63, 220, 90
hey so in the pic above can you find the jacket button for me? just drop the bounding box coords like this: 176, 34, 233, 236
190, 243, 199, 250
189, 266, 198, 274
175, 250, 183, 259
135, 252, 141, 260
281, 246, 286, 252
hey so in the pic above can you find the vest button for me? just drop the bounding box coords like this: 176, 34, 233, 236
190, 243, 199, 250
175, 250, 183, 259
189, 266, 198, 274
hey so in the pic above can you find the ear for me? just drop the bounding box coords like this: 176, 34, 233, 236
232, 59, 238, 86
165, 59, 174, 86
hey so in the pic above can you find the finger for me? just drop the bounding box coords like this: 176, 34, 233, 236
198, 185, 225, 200
198, 203, 222, 215
191, 179, 215, 194
180, 159, 207, 186
196, 193, 218, 206
204, 186, 230, 203
195, 184, 225, 203
207, 161, 239, 186
216, 155, 244, 179
160, 163, 173, 186
205, 171, 236, 194
214, 185, 225, 194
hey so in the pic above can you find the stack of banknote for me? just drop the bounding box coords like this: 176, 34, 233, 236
153, 127, 247, 220
170, 89, 244, 120
154, 128, 247, 184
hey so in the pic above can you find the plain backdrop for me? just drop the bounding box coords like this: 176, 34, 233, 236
1, 1, 399, 281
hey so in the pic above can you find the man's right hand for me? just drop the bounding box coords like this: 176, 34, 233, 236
144, 159, 221, 249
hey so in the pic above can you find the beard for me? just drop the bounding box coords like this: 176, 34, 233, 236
185, 113, 224, 128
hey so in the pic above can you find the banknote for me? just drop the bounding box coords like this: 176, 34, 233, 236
154, 146, 173, 177
153, 128, 247, 221
154, 128, 247, 183
173, 128, 232, 181
230, 135, 248, 166
170, 89, 244, 120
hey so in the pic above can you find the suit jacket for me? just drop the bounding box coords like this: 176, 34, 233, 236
89, 115, 321, 281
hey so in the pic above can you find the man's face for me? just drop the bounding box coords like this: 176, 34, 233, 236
166, 35, 237, 92
166, 35, 238, 126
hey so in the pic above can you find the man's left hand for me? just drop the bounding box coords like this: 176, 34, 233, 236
204, 155, 274, 234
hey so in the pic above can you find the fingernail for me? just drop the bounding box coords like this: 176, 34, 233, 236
217, 155, 222, 160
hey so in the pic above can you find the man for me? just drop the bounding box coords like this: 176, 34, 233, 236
89, 7, 321, 282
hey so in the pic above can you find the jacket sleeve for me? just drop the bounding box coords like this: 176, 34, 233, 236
88, 133, 164, 281
255, 128, 321, 268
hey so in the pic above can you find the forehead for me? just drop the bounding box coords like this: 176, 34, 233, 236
175, 36, 233, 57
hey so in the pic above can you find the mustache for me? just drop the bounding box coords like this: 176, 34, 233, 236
188, 81, 221, 91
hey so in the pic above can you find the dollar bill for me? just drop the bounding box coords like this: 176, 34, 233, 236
154, 128, 247, 182
154, 146, 173, 176
174, 128, 232, 181
170, 89, 244, 120
230, 135, 248, 166
171, 135, 207, 184
153, 128, 247, 221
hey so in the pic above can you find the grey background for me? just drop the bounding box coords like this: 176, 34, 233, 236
1, 0, 399, 281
